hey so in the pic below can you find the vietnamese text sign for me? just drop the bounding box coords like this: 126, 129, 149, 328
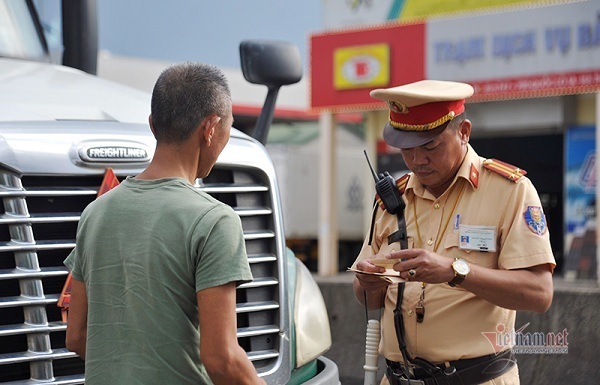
426, 1, 600, 100
310, 1, 600, 110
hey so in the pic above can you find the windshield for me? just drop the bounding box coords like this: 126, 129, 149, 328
0, 0, 47, 60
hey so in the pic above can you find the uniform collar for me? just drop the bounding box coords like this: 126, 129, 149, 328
457, 144, 482, 189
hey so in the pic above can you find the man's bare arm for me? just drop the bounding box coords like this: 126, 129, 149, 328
65, 277, 88, 359
198, 282, 266, 385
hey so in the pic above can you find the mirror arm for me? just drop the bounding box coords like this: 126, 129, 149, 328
253, 86, 280, 145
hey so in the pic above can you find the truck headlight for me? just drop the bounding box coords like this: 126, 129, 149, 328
293, 257, 332, 367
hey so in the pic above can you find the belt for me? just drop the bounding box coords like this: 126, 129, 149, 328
386, 349, 516, 385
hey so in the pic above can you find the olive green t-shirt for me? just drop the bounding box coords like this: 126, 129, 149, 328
64, 177, 253, 385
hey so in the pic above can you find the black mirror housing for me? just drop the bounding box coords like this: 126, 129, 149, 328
240, 40, 302, 87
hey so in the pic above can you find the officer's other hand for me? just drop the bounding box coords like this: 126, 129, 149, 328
387, 249, 454, 283
354, 259, 390, 291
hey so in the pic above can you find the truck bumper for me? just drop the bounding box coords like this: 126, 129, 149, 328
302, 356, 341, 385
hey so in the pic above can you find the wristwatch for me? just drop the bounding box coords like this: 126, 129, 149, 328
449, 258, 470, 287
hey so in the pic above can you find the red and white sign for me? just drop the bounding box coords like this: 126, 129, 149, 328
310, 1, 600, 110
334, 43, 390, 90
310, 23, 425, 111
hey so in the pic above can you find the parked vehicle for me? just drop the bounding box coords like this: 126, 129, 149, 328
0, 1, 339, 384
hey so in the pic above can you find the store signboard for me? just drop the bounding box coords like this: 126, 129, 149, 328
322, 0, 544, 29
333, 43, 390, 90
310, 1, 600, 110
564, 125, 597, 280
426, 1, 600, 101
310, 23, 425, 111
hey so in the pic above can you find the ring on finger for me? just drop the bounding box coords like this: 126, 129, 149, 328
408, 269, 417, 278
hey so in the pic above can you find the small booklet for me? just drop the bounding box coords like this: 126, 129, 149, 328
368, 258, 402, 268
347, 264, 405, 284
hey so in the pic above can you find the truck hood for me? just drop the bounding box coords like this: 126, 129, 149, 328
0, 58, 151, 123
0, 120, 265, 176
0, 58, 255, 175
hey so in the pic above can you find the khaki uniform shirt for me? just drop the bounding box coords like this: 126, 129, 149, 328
353, 145, 555, 365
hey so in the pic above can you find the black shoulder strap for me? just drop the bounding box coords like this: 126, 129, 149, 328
392, 194, 447, 381
367, 199, 378, 246
388, 213, 408, 250
395, 284, 444, 379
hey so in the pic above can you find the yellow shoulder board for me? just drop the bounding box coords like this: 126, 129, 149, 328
482, 159, 527, 183
375, 173, 410, 211
396, 173, 410, 194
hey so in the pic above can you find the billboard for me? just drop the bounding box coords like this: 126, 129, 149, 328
323, 0, 567, 29
310, 22, 425, 111
427, 1, 600, 101
564, 125, 597, 280
311, 1, 600, 110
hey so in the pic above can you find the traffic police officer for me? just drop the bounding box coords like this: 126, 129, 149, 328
352, 80, 555, 385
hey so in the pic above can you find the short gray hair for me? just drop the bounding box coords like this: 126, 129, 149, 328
150, 62, 231, 143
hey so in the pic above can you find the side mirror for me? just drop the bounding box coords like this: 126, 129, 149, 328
240, 40, 302, 87
239, 40, 303, 144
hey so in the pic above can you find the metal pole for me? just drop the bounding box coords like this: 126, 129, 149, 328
318, 112, 338, 276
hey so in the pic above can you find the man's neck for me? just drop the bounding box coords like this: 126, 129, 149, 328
136, 143, 198, 184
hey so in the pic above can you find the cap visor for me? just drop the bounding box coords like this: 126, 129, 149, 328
383, 123, 447, 149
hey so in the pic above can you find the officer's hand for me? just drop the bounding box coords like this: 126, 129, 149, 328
387, 249, 454, 283
354, 259, 390, 291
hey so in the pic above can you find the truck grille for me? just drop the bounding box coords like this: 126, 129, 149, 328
0, 166, 283, 383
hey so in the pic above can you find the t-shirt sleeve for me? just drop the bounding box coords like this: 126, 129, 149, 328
64, 210, 89, 282
193, 204, 253, 292
63, 248, 84, 281
498, 178, 556, 271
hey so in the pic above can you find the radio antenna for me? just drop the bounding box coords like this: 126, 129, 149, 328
363, 150, 380, 182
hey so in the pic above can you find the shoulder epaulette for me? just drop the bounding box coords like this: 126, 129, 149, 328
375, 173, 410, 211
482, 159, 527, 183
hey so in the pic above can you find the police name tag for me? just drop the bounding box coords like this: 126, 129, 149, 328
459, 225, 496, 252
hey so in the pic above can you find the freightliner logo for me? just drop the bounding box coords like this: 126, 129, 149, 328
79, 145, 150, 163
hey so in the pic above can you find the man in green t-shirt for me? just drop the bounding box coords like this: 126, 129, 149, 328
65, 62, 265, 385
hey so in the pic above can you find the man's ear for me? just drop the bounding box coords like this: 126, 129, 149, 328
459, 119, 472, 143
148, 115, 156, 137
202, 115, 222, 146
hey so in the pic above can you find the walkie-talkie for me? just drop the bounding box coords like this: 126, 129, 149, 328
363, 150, 405, 215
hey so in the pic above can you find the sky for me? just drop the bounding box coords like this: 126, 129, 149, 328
97, 0, 323, 71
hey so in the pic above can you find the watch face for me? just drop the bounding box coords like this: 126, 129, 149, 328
454, 259, 470, 275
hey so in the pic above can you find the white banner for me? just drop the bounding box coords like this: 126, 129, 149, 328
426, 1, 600, 81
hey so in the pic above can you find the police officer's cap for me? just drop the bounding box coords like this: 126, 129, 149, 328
370, 80, 474, 149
